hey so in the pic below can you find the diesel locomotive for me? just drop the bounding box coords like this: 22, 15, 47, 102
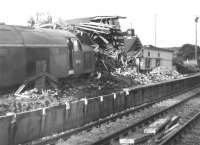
0, 24, 96, 88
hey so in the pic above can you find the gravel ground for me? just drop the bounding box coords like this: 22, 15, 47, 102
55, 88, 200, 145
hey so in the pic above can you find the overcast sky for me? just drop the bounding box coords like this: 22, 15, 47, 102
1, 0, 200, 47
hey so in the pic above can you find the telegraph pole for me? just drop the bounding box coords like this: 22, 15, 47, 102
154, 14, 157, 48
195, 16, 199, 64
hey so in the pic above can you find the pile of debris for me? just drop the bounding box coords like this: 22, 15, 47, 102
0, 76, 126, 115
113, 67, 184, 85
148, 67, 184, 82
72, 16, 130, 73
0, 89, 74, 115
31, 15, 143, 75
74, 18, 125, 50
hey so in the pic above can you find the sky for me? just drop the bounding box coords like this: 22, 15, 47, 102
0, 0, 200, 47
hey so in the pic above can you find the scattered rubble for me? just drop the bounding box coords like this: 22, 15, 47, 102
113, 66, 185, 85
0, 66, 187, 115
0, 89, 72, 115
0, 76, 127, 115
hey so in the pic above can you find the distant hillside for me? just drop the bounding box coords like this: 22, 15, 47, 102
167, 47, 181, 53
172, 44, 200, 73
159, 44, 200, 61
177, 44, 200, 60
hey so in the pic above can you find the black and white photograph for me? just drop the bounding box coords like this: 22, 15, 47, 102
0, 0, 200, 145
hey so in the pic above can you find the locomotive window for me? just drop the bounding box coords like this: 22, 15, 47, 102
72, 39, 82, 51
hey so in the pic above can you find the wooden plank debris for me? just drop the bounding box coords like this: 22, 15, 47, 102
144, 116, 171, 134
155, 115, 180, 142
155, 123, 180, 143
119, 133, 152, 145
164, 115, 180, 130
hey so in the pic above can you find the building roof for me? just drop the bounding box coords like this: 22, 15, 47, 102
0, 24, 76, 47
143, 45, 174, 53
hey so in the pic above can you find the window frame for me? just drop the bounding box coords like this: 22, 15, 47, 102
71, 38, 82, 52
148, 51, 150, 57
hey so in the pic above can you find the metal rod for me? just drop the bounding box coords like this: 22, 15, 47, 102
195, 16, 199, 63
155, 14, 157, 48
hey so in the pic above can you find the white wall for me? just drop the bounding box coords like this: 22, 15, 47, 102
142, 48, 173, 70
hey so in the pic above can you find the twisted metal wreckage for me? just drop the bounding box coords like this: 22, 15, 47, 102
13, 16, 143, 95
35, 16, 143, 74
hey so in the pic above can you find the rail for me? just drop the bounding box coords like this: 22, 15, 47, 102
91, 90, 200, 145
159, 108, 200, 145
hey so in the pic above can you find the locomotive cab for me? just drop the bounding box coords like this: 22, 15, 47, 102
66, 37, 95, 75
0, 24, 96, 88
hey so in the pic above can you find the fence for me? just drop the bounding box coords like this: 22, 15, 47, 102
1, 74, 200, 145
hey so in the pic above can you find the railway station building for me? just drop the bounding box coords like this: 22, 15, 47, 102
139, 45, 174, 71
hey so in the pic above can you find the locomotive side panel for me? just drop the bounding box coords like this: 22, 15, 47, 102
0, 47, 26, 87
82, 44, 96, 73
26, 47, 50, 77
49, 47, 69, 78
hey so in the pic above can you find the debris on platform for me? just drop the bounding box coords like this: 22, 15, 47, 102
6, 88, 70, 113
0, 75, 126, 115
113, 66, 184, 85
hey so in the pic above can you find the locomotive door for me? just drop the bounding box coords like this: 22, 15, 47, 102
26, 48, 49, 77
69, 38, 83, 74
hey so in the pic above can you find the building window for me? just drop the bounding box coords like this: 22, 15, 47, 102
156, 59, 160, 67
148, 52, 150, 57
146, 58, 151, 69
158, 53, 160, 57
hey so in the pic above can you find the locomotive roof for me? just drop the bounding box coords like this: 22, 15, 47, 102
0, 24, 76, 47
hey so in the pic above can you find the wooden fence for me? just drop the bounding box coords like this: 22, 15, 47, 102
1, 74, 200, 145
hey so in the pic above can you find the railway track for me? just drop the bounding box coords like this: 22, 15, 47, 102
159, 100, 200, 145
48, 88, 200, 145
26, 90, 180, 145
25, 87, 200, 145
89, 90, 200, 145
